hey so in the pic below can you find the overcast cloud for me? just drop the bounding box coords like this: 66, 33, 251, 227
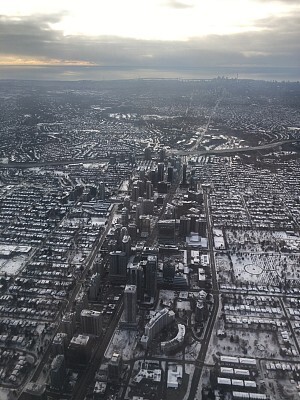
0, 8, 299, 80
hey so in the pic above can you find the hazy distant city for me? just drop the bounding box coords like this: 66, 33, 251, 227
0, 78, 300, 400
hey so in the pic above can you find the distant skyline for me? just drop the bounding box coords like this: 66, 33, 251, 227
0, 0, 299, 81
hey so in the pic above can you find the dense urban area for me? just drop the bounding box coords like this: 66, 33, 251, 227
0, 78, 300, 400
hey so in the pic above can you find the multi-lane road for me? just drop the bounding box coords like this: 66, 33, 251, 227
72, 300, 124, 400
187, 189, 220, 400
1, 139, 298, 170
176, 138, 300, 157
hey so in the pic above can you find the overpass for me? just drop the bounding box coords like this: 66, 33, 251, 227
174, 138, 300, 157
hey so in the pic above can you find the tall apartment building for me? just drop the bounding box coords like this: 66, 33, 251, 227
61, 312, 76, 340
144, 255, 157, 299
80, 309, 103, 336
50, 355, 66, 391
141, 308, 175, 348
109, 251, 127, 284
123, 284, 137, 325
157, 162, 165, 182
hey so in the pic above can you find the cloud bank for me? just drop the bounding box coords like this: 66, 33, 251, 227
0, 10, 299, 80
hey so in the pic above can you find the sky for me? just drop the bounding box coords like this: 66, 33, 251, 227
0, 0, 299, 81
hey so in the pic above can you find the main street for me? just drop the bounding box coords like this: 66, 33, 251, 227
187, 188, 220, 400
72, 299, 124, 400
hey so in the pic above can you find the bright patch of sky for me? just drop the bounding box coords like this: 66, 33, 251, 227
0, 0, 295, 40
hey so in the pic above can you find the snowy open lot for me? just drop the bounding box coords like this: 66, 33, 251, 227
218, 229, 300, 287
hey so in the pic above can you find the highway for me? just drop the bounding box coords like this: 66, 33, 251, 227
187, 189, 220, 400
1, 139, 298, 171
175, 138, 300, 157
0, 157, 109, 169
189, 93, 223, 153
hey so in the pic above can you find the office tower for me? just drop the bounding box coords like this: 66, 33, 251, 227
121, 235, 131, 257
179, 216, 191, 237
109, 251, 127, 284
123, 284, 137, 324
93, 257, 104, 276
163, 263, 175, 283
188, 214, 198, 233
157, 181, 169, 194
139, 167, 146, 181
136, 264, 145, 302
128, 223, 137, 241
144, 146, 152, 161
198, 218, 207, 237
157, 163, 165, 182
137, 196, 144, 210
136, 180, 144, 197
159, 148, 166, 162
174, 157, 181, 170
67, 334, 93, 365
124, 196, 131, 210
182, 164, 187, 185
141, 308, 175, 348
190, 169, 198, 191
156, 195, 164, 206
135, 203, 142, 225
50, 355, 66, 391
144, 255, 157, 298
121, 207, 129, 226
146, 180, 153, 199
143, 199, 154, 215
167, 166, 174, 183
149, 169, 157, 186
108, 353, 122, 383
61, 312, 76, 340
139, 215, 151, 236
88, 273, 101, 300
99, 181, 105, 201
131, 185, 139, 202
80, 309, 103, 336
195, 291, 208, 322
52, 333, 68, 357
157, 220, 176, 243
114, 224, 122, 249
128, 263, 137, 285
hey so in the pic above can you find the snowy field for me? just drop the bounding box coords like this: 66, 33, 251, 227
105, 328, 144, 361
0, 255, 28, 276
230, 253, 300, 286
226, 229, 300, 253
217, 230, 300, 286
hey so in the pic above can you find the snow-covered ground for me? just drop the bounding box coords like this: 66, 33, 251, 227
105, 328, 143, 361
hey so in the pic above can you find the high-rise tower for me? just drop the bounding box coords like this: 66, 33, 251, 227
123, 284, 137, 324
